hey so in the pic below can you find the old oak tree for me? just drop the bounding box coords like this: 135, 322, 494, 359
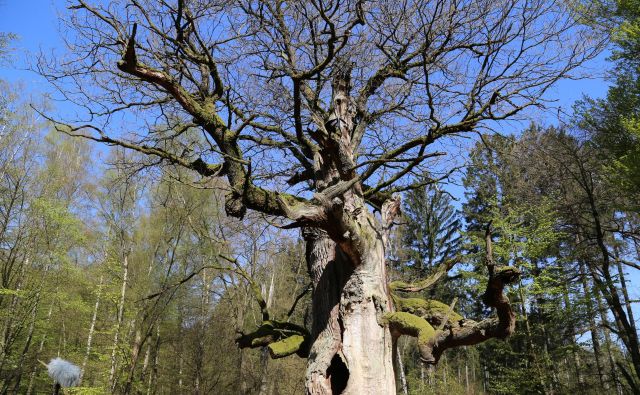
41, 0, 599, 393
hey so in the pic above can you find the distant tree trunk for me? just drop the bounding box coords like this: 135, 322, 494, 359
124, 315, 161, 393
517, 282, 547, 392
237, 288, 251, 395
589, 256, 640, 382
123, 326, 144, 394
615, 254, 638, 340
582, 180, 640, 381
11, 260, 54, 394
178, 345, 184, 393
146, 325, 160, 395
594, 286, 622, 392
7, 295, 39, 393
81, 275, 103, 381
258, 270, 275, 395
0, 256, 27, 372
532, 262, 559, 394
395, 343, 408, 395
194, 264, 212, 395
465, 352, 469, 394
579, 260, 608, 389
109, 254, 129, 391
561, 276, 584, 388
25, 303, 54, 395
140, 344, 150, 388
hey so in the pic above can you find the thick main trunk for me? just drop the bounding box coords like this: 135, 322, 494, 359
340, 239, 395, 394
304, 228, 396, 395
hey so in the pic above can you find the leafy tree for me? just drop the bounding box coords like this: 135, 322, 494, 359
401, 182, 461, 277
576, 0, 640, 200
460, 126, 640, 393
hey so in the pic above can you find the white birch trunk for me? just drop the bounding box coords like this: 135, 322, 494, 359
80, 274, 103, 381
109, 254, 129, 391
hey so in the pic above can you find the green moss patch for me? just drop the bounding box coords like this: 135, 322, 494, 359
383, 312, 436, 345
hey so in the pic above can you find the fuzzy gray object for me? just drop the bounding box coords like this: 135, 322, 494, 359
47, 358, 81, 387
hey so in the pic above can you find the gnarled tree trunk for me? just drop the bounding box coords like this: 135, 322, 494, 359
304, 221, 395, 394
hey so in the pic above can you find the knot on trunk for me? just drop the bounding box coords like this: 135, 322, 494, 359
224, 191, 246, 219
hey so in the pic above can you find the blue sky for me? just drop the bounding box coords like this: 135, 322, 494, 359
0, 1, 64, 84
0, 0, 613, 118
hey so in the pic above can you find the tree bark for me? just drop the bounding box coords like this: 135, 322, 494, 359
562, 281, 584, 389
303, 226, 396, 395
615, 254, 638, 342
395, 342, 408, 395
582, 178, 640, 381
594, 286, 622, 393
25, 303, 54, 395
123, 326, 144, 394
339, 235, 395, 395
0, 256, 27, 373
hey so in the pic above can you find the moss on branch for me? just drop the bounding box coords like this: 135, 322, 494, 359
386, 250, 521, 366
235, 320, 310, 358
392, 296, 463, 324
383, 312, 435, 343
268, 335, 307, 358
383, 312, 438, 363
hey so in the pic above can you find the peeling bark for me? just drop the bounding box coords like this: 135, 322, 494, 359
339, 240, 396, 395
303, 217, 397, 394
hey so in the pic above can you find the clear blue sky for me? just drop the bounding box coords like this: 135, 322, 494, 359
0, 0, 64, 85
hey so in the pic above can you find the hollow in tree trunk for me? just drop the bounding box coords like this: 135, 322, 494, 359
303, 224, 396, 394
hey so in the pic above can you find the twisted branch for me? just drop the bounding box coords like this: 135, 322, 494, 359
386, 223, 520, 365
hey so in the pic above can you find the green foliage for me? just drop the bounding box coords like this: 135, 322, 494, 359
574, 0, 640, 199
66, 387, 109, 395
0, 288, 25, 297
402, 182, 461, 274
